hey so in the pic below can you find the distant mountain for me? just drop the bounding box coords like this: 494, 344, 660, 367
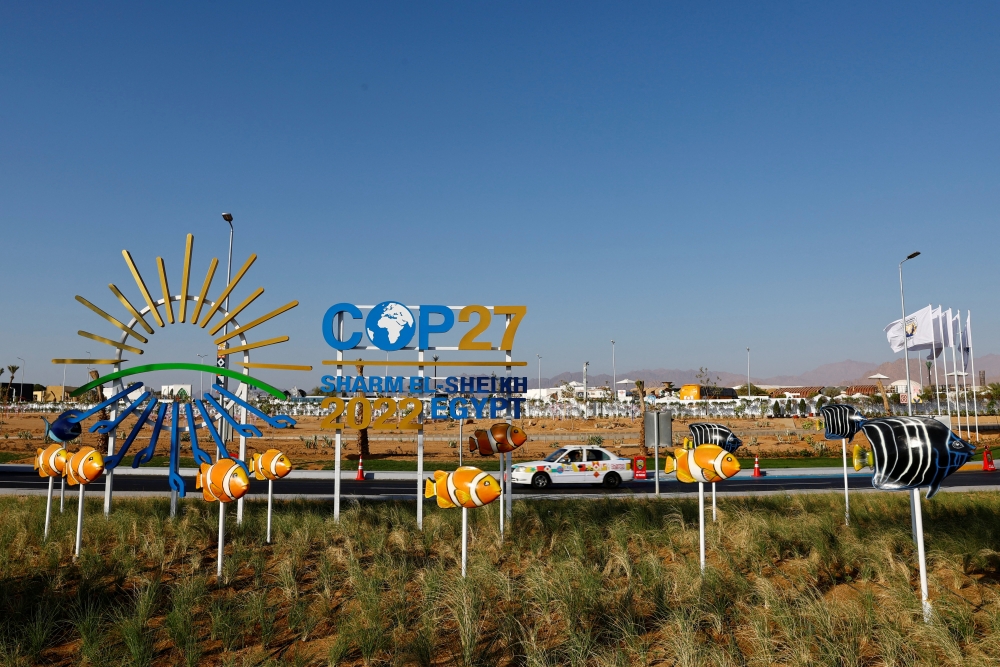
528, 354, 1000, 390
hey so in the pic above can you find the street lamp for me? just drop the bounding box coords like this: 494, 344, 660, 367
611, 340, 616, 404
899, 251, 921, 417
16, 357, 24, 403
746, 347, 750, 399
583, 361, 589, 419
536, 354, 542, 406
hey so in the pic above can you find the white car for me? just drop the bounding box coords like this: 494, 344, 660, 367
511, 445, 635, 489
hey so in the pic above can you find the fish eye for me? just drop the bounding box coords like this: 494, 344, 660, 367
484, 481, 491, 486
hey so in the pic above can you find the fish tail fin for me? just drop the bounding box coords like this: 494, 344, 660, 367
66, 473, 78, 486
424, 478, 436, 498
663, 455, 676, 474
34, 449, 41, 471
821, 405, 863, 441
925, 483, 940, 499
469, 436, 477, 454
852, 445, 872, 472
196, 463, 210, 490
252, 454, 265, 481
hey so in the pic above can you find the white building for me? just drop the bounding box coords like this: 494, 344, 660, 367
161, 384, 193, 399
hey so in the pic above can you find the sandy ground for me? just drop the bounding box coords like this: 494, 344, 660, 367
2, 409, 997, 469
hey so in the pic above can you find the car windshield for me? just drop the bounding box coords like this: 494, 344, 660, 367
543, 448, 567, 462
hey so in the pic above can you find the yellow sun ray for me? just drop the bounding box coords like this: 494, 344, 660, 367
122, 250, 165, 327
156, 257, 174, 324
179, 234, 193, 323
52, 359, 126, 365
109, 284, 154, 334
75, 296, 149, 344
199, 254, 257, 328
234, 362, 313, 371
217, 336, 289, 356
214, 300, 299, 345
190, 257, 219, 325
208, 287, 264, 336
78, 330, 144, 355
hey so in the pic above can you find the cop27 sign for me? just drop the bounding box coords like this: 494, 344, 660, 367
322, 302, 527, 351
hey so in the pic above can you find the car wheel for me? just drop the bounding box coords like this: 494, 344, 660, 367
531, 473, 551, 489
603, 472, 621, 489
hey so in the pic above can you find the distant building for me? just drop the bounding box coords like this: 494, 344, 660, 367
33, 385, 79, 402
161, 384, 192, 400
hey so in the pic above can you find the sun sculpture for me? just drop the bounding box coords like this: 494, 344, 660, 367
50, 233, 311, 561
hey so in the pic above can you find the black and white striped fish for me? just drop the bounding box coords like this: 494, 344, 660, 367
821, 405, 974, 498
688, 423, 742, 453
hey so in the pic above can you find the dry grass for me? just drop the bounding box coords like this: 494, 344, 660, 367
0, 491, 997, 665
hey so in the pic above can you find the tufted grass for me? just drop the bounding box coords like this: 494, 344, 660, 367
0, 491, 996, 664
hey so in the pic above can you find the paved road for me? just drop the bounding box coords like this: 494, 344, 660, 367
2, 468, 997, 499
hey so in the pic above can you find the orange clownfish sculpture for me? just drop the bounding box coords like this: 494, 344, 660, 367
424, 466, 502, 509
196, 459, 250, 503
469, 423, 528, 456
65, 447, 105, 485
249, 449, 292, 481
35, 444, 67, 478
663, 443, 740, 484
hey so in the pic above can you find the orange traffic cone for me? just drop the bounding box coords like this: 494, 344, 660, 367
752, 454, 762, 477
355, 453, 366, 481
984, 444, 995, 472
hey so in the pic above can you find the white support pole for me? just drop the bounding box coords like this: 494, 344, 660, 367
74, 483, 85, 559
60, 476, 65, 513
458, 419, 463, 467
103, 379, 120, 517
912, 488, 932, 622
217, 501, 226, 580
653, 414, 660, 497
711, 483, 717, 522
461, 506, 468, 578
970, 337, 981, 441
505, 318, 513, 522
334, 312, 344, 522
841, 438, 850, 525
44, 476, 54, 540
417, 350, 425, 531
698, 482, 706, 573
266, 479, 273, 544
236, 395, 248, 525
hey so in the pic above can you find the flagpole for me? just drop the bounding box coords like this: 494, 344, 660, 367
898, 253, 919, 418
968, 311, 980, 441
938, 310, 952, 418
957, 310, 970, 433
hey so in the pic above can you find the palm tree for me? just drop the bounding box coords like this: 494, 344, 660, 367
6, 365, 19, 406
635, 380, 648, 456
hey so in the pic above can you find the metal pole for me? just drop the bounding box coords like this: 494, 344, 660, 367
582, 362, 589, 420
747, 347, 750, 399
841, 438, 850, 525
698, 482, 706, 573
74, 483, 85, 559
653, 413, 659, 497
334, 312, 343, 522
898, 253, 919, 418
417, 350, 424, 531
458, 418, 463, 467
969, 318, 981, 440
60, 476, 65, 512
217, 501, 225, 580
267, 479, 273, 544
537, 354, 542, 411
44, 476, 54, 540
461, 507, 468, 578
611, 341, 616, 405
912, 488, 932, 621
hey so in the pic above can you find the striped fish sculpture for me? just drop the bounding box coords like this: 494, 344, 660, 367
664, 443, 741, 483
196, 460, 250, 503
469, 423, 528, 456
250, 449, 292, 481
424, 466, 501, 509
688, 422, 742, 453
35, 444, 67, 478
820, 404, 975, 498
65, 447, 105, 485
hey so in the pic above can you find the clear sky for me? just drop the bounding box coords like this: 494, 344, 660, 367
2, 2, 998, 390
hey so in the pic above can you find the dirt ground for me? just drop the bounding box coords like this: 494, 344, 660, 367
2, 409, 996, 468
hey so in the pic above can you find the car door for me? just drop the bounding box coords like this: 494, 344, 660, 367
584, 448, 611, 482
560, 448, 586, 483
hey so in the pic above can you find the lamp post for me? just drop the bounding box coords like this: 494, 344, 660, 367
16, 357, 24, 403
536, 354, 542, 411
746, 347, 750, 399
220, 213, 235, 576
611, 340, 616, 404
583, 361, 589, 419
899, 251, 921, 417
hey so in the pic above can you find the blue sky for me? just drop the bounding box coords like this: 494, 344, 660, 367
2, 2, 999, 390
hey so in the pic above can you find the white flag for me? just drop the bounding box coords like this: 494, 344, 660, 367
884, 304, 935, 353
962, 311, 972, 371
942, 308, 954, 348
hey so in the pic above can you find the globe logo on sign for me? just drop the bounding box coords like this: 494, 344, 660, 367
365, 301, 415, 351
